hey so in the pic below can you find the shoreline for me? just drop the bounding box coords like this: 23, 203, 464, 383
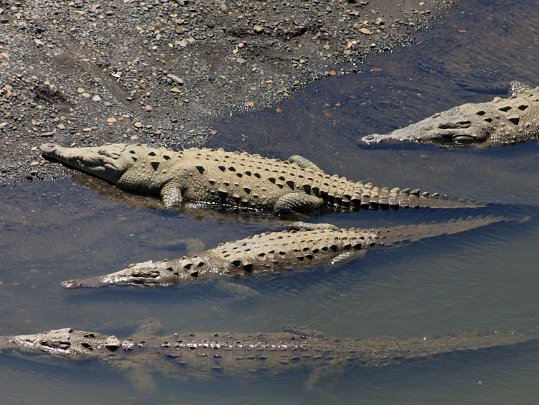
0, 0, 458, 185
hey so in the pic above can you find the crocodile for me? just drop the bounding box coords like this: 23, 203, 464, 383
40, 143, 478, 216
0, 326, 533, 390
61, 216, 504, 288
361, 82, 539, 147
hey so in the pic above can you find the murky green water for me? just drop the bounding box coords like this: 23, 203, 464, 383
2, 0, 539, 403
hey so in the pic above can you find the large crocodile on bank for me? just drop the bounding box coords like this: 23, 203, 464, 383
40, 143, 478, 216
0, 326, 533, 390
361, 82, 539, 147
61, 217, 505, 288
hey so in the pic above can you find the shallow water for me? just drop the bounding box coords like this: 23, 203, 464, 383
2, 0, 539, 403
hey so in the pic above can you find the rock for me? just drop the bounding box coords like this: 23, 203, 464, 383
166, 74, 184, 85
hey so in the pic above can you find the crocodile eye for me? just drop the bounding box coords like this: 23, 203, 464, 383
438, 120, 471, 129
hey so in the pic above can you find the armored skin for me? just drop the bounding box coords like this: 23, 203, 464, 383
61, 217, 504, 288
361, 82, 539, 147
41, 143, 476, 215
0, 326, 532, 390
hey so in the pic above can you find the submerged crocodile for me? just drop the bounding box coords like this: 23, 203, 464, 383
0, 326, 533, 391
40, 143, 477, 215
361, 82, 539, 147
61, 217, 504, 288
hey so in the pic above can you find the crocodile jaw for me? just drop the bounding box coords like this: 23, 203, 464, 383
362, 109, 490, 147
0, 328, 115, 358
41, 143, 131, 184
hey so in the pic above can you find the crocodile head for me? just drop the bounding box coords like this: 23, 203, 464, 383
40, 143, 133, 184
361, 106, 492, 147
0, 328, 118, 359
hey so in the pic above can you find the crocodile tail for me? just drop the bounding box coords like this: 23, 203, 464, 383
376, 216, 506, 246
344, 184, 482, 210
368, 330, 534, 367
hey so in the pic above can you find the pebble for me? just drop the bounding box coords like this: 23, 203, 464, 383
167, 74, 184, 85
92, 95, 102, 102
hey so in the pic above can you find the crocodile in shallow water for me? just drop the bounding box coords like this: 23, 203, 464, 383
361, 82, 539, 147
0, 326, 532, 391
41, 143, 478, 215
61, 217, 504, 288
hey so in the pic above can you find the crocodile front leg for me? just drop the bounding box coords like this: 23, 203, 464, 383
287, 154, 321, 170
274, 192, 324, 215
160, 181, 183, 209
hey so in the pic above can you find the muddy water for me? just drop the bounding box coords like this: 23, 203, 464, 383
2, 0, 539, 403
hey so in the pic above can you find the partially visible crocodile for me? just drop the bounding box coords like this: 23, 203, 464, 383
0, 326, 533, 391
40, 143, 478, 216
361, 82, 539, 147
61, 217, 504, 288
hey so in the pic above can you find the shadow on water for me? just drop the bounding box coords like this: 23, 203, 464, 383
1, 0, 539, 403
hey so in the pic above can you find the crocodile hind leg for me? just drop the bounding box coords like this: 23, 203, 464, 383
273, 192, 324, 215
287, 155, 321, 170
160, 181, 183, 209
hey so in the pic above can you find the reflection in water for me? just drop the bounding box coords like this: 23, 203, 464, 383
1, 0, 539, 403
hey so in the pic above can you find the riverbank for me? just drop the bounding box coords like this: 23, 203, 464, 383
0, 0, 457, 185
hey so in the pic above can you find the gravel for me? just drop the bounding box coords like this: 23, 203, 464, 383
0, 0, 458, 186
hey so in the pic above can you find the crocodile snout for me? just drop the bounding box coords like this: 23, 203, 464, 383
61, 279, 83, 288
40, 143, 59, 155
